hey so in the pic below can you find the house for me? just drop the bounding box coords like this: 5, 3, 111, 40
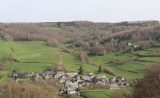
25, 72, 35, 78
81, 75, 94, 82
45, 71, 56, 76
11, 72, 26, 79
12, 73, 18, 80
88, 72, 94, 76
63, 87, 77, 95
77, 80, 85, 87
55, 71, 65, 80
109, 83, 120, 89
35, 73, 43, 80
43, 71, 55, 79
110, 76, 117, 83
65, 72, 78, 78
65, 81, 78, 89
96, 75, 109, 85
116, 76, 125, 82
59, 75, 67, 83
63, 80, 79, 95
133, 44, 142, 50
118, 80, 130, 87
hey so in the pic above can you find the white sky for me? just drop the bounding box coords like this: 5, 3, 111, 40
0, 0, 160, 22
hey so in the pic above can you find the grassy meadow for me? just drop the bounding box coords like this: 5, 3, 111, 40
0, 39, 160, 80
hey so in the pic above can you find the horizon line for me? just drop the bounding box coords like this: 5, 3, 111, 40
0, 20, 159, 24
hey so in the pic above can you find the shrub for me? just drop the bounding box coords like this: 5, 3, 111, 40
47, 39, 59, 47
113, 89, 132, 98
0, 64, 5, 70
103, 67, 114, 75
0, 81, 59, 98
76, 51, 89, 64
52, 63, 66, 72
89, 46, 106, 56
132, 65, 160, 98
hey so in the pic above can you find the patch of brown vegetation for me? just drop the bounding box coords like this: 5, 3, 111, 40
0, 81, 59, 98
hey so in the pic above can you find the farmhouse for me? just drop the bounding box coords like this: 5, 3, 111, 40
62, 80, 79, 95
133, 44, 142, 50
109, 84, 120, 89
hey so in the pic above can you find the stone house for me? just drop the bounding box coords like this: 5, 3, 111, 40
109, 83, 120, 89
63, 80, 79, 95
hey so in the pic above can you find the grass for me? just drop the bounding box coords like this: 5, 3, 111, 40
0, 76, 12, 83
0, 40, 160, 98
0, 39, 160, 79
0, 40, 82, 72
80, 87, 132, 98
81, 90, 114, 98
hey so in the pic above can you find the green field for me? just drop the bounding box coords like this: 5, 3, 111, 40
78, 87, 132, 98
0, 40, 82, 72
0, 39, 160, 98
80, 90, 114, 98
0, 39, 160, 79
0, 40, 98, 73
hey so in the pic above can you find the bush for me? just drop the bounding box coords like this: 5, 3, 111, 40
0, 64, 5, 70
52, 63, 66, 72
103, 67, 114, 75
89, 47, 106, 56
0, 81, 59, 98
132, 65, 160, 98
76, 51, 89, 64
113, 89, 132, 98
62, 48, 71, 54
47, 39, 59, 47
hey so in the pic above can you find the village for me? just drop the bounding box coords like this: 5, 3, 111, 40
10, 70, 135, 95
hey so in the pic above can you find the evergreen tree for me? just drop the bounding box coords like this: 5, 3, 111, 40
98, 65, 102, 74
78, 66, 83, 75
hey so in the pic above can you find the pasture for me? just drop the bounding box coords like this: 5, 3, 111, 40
0, 39, 160, 79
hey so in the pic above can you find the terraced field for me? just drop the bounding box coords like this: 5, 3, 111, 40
0, 40, 98, 73
0, 39, 160, 80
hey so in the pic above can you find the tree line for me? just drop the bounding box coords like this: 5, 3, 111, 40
0, 21, 160, 55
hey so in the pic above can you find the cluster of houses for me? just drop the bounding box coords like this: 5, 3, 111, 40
11, 71, 131, 95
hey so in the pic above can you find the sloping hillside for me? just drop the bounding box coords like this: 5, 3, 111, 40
0, 21, 160, 79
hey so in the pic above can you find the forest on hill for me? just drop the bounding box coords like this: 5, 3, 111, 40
0, 21, 160, 55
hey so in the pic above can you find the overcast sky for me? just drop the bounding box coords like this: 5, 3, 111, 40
0, 0, 160, 22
